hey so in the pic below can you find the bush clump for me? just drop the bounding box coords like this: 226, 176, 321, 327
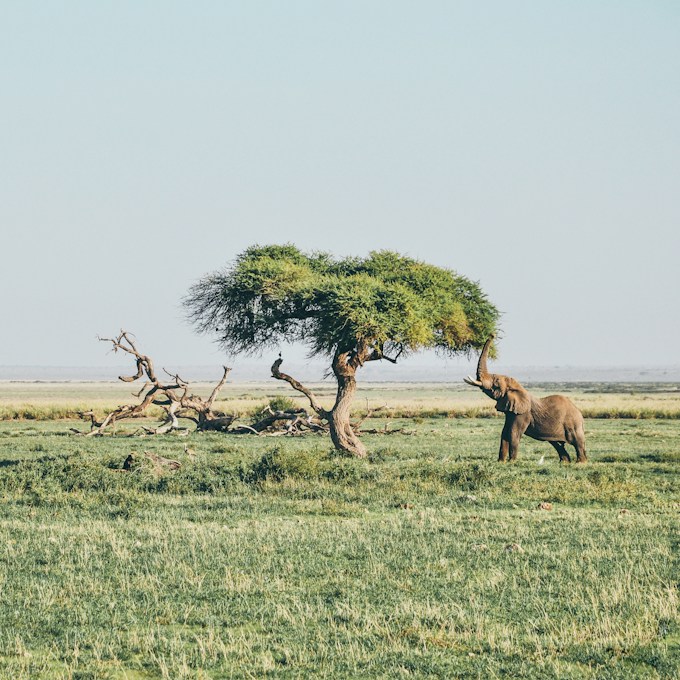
246, 445, 322, 483
251, 396, 299, 422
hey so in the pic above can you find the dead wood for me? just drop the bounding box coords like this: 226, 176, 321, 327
358, 424, 411, 435
74, 331, 232, 436
270, 357, 328, 418
249, 406, 309, 432
351, 401, 387, 434
75, 336, 386, 441
229, 405, 328, 436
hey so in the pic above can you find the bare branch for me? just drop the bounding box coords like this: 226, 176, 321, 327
206, 366, 232, 407
132, 381, 151, 398
78, 332, 234, 436
365, 344, 403, 364
119, 359, 145, 383
231, 424, 262, 436
162, 367, 190, 387
271, 357, 328, 418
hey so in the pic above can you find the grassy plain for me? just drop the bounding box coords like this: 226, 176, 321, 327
0, 384, 678, 678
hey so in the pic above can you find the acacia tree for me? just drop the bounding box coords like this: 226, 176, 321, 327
184, 246, 499, 456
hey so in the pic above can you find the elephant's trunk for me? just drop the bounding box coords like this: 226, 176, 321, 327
477, 335, 494, 380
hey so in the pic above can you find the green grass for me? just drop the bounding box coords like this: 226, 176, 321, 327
0, 418, 677, 678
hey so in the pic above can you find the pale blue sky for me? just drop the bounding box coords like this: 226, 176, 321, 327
2, 2, 679, 371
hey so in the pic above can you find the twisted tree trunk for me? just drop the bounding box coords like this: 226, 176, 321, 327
270, 352, 367, 457
328, 352, 366, 457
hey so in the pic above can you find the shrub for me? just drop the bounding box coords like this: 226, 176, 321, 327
246, 445, 321, 483
251, 396, 299, 422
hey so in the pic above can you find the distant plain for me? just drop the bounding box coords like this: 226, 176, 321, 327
1, 380, 679, 422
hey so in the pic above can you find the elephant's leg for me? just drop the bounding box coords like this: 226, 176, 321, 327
498, 422, 511, 462
498, 417, 525, 461
498, 436, 509, 462
565, 426, 587, 463
550, 441, 571, 463
507, 417, 526, 461
573, 429, 587, 463
508, 433, 522, 461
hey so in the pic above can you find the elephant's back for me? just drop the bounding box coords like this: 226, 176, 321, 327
541, 394, 584, 425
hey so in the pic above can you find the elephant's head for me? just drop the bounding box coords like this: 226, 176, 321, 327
464, 335, 532, 414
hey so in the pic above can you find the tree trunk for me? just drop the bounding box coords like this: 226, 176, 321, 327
329, 356, 367, 457
270, 353, 367, 457
196, 412, 235, 432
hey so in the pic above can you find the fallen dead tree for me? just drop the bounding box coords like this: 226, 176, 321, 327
74, 331, 232, 436
74, 334, 386, 439
230, 403, 329, 436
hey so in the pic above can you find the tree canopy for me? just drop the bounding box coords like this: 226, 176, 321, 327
185, 244, 499, 362
185, 245, 499, 456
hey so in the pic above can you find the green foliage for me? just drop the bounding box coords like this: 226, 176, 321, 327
251, 396, 297, 422
184, 245, 499, 360
246, 445, 322, 483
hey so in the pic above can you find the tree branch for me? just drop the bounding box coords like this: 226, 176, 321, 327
206, 366, 231, 407
364, 343, 403, 364
77, 332, 234, 436
98, 331, 159, 383
271, 357, 328, 418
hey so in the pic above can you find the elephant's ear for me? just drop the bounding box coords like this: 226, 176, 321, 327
496, 382, 531, 415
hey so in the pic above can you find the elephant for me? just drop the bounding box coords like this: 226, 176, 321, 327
464, 336, 587, 463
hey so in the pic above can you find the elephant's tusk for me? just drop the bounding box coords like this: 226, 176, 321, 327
464, 375, 482, 386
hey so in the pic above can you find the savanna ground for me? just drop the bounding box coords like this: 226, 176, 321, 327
0, 383, 678, 679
